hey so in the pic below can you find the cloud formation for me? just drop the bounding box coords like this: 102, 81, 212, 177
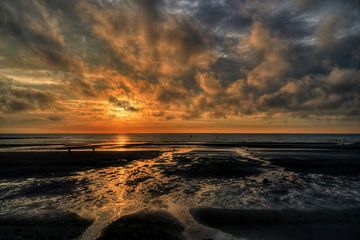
0, 76, 55, 113
0, 0, 359, 132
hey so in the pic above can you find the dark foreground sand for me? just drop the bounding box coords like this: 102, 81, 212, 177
190, 207, 360, 240
0, 212, 93, 240
0, 151, 162, 179
1, 146, 360, 239
0, 151, 163, 239
98, 210, 185, 240
162, 150, 263, 179
254, 148, 360, 175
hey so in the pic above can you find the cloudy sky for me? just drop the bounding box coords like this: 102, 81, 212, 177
0, 0, 359, 133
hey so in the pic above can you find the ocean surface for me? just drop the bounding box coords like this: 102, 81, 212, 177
1, 133, 360, 152
0, 134, 360, 239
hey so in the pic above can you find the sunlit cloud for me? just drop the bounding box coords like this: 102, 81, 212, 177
0, 0, 359, 132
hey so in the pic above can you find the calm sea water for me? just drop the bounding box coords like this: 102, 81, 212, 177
1, 133, 359, 152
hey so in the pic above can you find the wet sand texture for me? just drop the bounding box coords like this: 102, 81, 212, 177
258, 149, 360, 175
190, 207, 360, 240
162, 151, 262, 178
98, 210, 185, 240
0, 151, 162, 179
0, 212, 93, 240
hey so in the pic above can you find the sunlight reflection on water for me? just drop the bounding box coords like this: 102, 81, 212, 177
1, 147, 360, 240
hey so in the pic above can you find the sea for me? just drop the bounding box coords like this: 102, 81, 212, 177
1, 133, 360, 152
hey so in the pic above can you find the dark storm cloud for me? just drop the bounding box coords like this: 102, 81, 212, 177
296, 0, 360, 11
194, 0, 314, 40
108, 96, 138, 112
0, 77, 55, 113
262, 11, 314, 40
48, 115, 64, 122
258, 68, 360, 116
0, 0, 88, 72
1, 0, 102, 99
76, 0, 360, 119
320, 34, 360, 69
77, 0, 215, 81
211, 58, 244, 84
285, 33, 360, 80
195, 0, 238, 27
290, 28, 360, 77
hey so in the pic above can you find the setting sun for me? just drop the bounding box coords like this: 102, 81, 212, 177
0, 1, 359, 240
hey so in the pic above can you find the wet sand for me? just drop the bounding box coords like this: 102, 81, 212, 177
162, 150, 263, 178
0, 212, 93, 240
253, 148, 360, 175
98, 210, 185, 240
0, 151, 163, 240
1, 143, 360, 239
190, 207, 360, 240
0, 151, 162, 179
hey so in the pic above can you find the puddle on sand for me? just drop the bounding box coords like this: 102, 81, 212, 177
1, 147, 360, 240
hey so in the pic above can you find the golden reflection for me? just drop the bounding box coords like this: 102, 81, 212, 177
76, 151, 169, 240
114, 134, 129, 147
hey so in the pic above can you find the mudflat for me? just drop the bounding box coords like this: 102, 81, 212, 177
0, 151, 162, 179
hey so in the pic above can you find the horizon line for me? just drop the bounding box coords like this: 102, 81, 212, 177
1, 132, 360, 135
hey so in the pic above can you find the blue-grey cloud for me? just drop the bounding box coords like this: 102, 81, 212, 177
0, 0, 359, 124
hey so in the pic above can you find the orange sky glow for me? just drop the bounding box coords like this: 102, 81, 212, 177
0, 0, 359, 133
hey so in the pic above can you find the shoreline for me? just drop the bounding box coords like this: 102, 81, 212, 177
1, 141, 360, 150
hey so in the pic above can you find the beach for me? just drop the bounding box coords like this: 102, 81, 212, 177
2, 0, 360, 238
0, 134, 360, 239
0, 151, 162, 179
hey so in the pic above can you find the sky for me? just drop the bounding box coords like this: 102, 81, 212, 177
0, 0, 359, 133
